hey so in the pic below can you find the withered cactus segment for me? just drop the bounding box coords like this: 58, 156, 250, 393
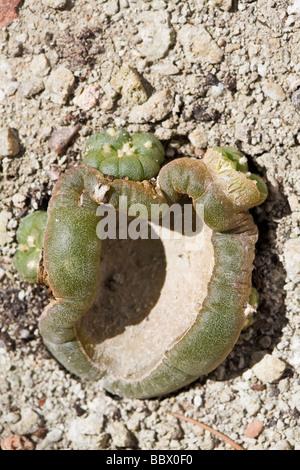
14, 140, 267, 398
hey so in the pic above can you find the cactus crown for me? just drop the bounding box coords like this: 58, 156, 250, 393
82, 128, 165, 182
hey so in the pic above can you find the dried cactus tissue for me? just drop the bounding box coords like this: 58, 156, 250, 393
0, 0, 299, 452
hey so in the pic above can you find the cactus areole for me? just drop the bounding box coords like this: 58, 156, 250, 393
14, 129, 267, 399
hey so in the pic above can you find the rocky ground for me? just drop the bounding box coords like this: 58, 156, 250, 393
0, 0, 299, 451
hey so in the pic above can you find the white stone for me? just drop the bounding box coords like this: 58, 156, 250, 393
66, 414, 108, 450
103, 0, 119, 16
189, 126, 208, 149
151, 62, 180, 76
235, 123, 250, 143
178, 24, 223, 64
30, 54, 51, 77
0, 79, 19, 100
288, 331, 300, 368
11, 407, 42, 435
136, 11, 174, 60
288, 195, 300, 212
252, 354, 286, 383
262, 81, 286, 101
67, 414, 104, 440
210, 83, 224, 97
45, 66, 75, 104
287, 0, 300, 15
0, 127, 20, 158
73, 84, 100, 111
238, 391, 261, 416
12, 193, 26, 208
284, 238, 300, 280
42, 0, 68, 8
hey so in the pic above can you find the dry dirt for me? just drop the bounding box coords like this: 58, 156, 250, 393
0, 0, 299, 450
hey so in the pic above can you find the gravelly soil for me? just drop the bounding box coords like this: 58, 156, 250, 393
0, 0, 299, 450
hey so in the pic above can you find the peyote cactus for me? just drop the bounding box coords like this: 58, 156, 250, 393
82, 128, 165, 181
14, 129, 268, 399
14, 211, 48, 284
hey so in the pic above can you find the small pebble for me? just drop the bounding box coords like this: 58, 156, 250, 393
111, 65, 147, 104
284, 238, 300, 280
0, 211, 12, 247
213, 0, 232, 11
129, 89, 174, 123
136, 11, 174, 60
45, 66, 75, 104
245, 419, 264, 438
178, 24, 223, 64
291, 88, 300, 110
252, 354, 286, 383
287, 0, 300, 15
30, 54, 51, 77
0, 127, 20, 158
42, 0, 68, 9
103, 0, 119, 16
189, 126, 208, 149
73, 84, 100, 111
48, 125, 81, 155
107, 421, 136, 448
262, 81, 286, 101
1, 435, 35, 451
0, 0, 22, 28
12, 193, 26, 208
18, 78, 45, 99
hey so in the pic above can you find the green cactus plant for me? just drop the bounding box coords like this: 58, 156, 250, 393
14, 131, 268, 399
14, 210, 48, 283
82, 128, 165, 181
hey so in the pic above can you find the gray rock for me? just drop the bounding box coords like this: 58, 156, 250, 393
45, 66, 75, 104
107, 421, 136, 448
103, 0, 119, 16
67, 414, 107, 450
178, 24, 223, 64
111, 65, 147, 104
129, 89, 174, 123
291, 87, 300, 110
136, 11, 174, 60
11, 407, 43, 435
18, 78, 45, 99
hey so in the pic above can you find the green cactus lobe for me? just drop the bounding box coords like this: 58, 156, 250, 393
83, 128, 165, 181
14, 211, 48, 283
